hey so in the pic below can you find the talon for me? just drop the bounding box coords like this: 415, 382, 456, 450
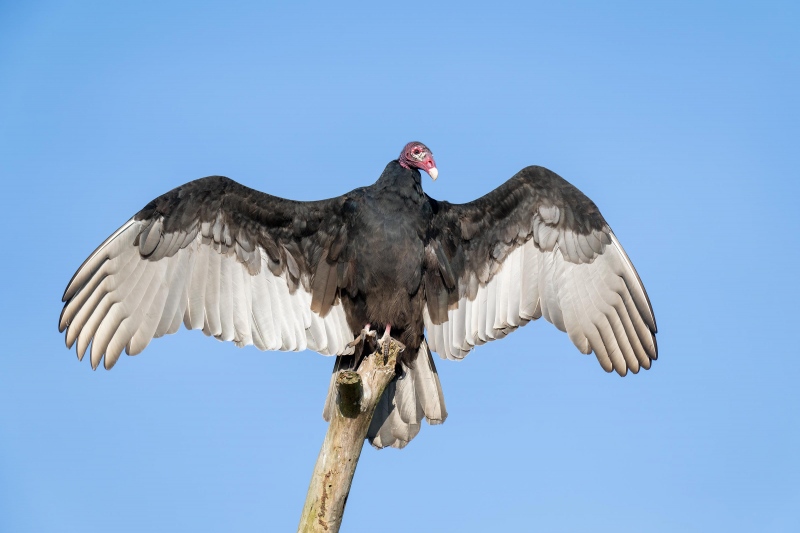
347, 324, 376, 348
376, 324, 405, 356
376, 325, 391, 350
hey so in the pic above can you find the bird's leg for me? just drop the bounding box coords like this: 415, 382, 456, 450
376, 324, 405, 362
347, 324, 376, 349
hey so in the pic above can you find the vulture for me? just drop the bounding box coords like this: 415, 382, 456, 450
59, 142, 657, 449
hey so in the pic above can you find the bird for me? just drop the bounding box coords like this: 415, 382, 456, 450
59, 142, 657, 449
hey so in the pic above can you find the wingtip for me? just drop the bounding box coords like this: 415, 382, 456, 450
104, 355, 119, 371
425, 414, 447, 425
58, 304, 69, 333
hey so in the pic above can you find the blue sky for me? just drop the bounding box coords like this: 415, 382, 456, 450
1, 1, 798, 531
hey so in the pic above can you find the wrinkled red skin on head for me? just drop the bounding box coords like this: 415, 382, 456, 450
398, 141, 437, 175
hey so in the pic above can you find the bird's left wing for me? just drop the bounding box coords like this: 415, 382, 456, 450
59, 175, 358, 370
423, 166, 657, 375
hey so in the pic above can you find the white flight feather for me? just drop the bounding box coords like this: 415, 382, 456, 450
62, 220, 355, 369
425, 229, 655, 376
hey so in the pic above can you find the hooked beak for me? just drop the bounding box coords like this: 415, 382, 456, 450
423, 155, 438, 181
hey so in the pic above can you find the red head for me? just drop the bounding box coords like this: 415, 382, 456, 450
398, 141, 438, 180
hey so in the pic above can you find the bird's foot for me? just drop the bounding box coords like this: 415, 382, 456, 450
347, 324, 377, 349
376, 324, 405, 361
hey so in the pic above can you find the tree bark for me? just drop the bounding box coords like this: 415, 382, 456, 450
297, 341, 402, 533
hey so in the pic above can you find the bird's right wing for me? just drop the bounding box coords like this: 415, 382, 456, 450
59, 175, 359, 370
423, 166, 657, 375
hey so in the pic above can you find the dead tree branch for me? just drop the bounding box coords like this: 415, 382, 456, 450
297, 341, 402, 533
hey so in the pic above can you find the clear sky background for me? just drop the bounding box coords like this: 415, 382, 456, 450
1, 1, 798, 532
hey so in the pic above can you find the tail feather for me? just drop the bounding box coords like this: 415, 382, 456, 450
409, 340, 447, 425
322, 338, 447, 449
368, 377, 421, 449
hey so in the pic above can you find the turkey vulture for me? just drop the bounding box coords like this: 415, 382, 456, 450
59, 142, 657, 448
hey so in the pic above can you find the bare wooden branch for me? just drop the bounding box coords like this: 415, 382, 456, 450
298, 341, 402, 533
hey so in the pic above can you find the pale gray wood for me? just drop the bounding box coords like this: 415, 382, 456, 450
298, 341, 402, 533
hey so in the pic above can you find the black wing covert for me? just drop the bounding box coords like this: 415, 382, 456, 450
60, 176, 357, 370
423, 166, 657, 375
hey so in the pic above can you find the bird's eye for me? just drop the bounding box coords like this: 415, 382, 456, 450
413, 148, 421, 154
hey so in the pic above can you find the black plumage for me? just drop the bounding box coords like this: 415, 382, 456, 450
60, 142, 657, 448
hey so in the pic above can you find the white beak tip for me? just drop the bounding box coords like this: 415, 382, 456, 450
428, 167, 438, 181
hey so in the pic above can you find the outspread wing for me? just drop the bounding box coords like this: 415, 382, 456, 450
59, 175, 357, 370
423, 166, 657, 376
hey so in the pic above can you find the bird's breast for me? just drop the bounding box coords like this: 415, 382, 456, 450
352, 200, 428, 295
